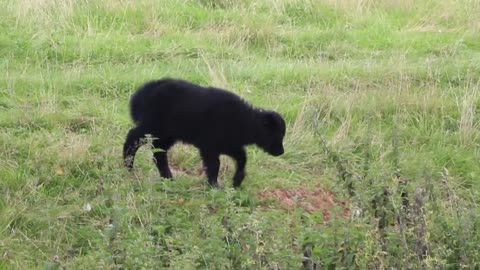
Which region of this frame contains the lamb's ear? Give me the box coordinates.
[262,111,278,130]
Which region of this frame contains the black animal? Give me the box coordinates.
[123,78,286,188]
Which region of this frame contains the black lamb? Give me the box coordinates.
[123,78,286,188]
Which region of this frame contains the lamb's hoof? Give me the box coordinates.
[160,172,173,179]
[233,171,245,188]
[124,156,134,171]
[208,182,219,188]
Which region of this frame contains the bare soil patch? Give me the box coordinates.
[258,184,350,221]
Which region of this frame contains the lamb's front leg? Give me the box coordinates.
[200,150,220,187]
[231,148,247,188]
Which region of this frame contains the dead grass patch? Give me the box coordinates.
[258,184,350,221]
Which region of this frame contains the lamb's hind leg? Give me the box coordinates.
[123,126,147,170]
[152,137,175,179]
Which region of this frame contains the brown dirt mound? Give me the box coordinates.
[258,184,350,221]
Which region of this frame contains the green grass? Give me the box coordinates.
[1,0,480,268]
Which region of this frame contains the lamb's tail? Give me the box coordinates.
[130,103,142,125]
[129,78,173,125]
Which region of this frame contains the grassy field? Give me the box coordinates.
[1,0,480,268]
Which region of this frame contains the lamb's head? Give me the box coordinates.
[255,110,286,156]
